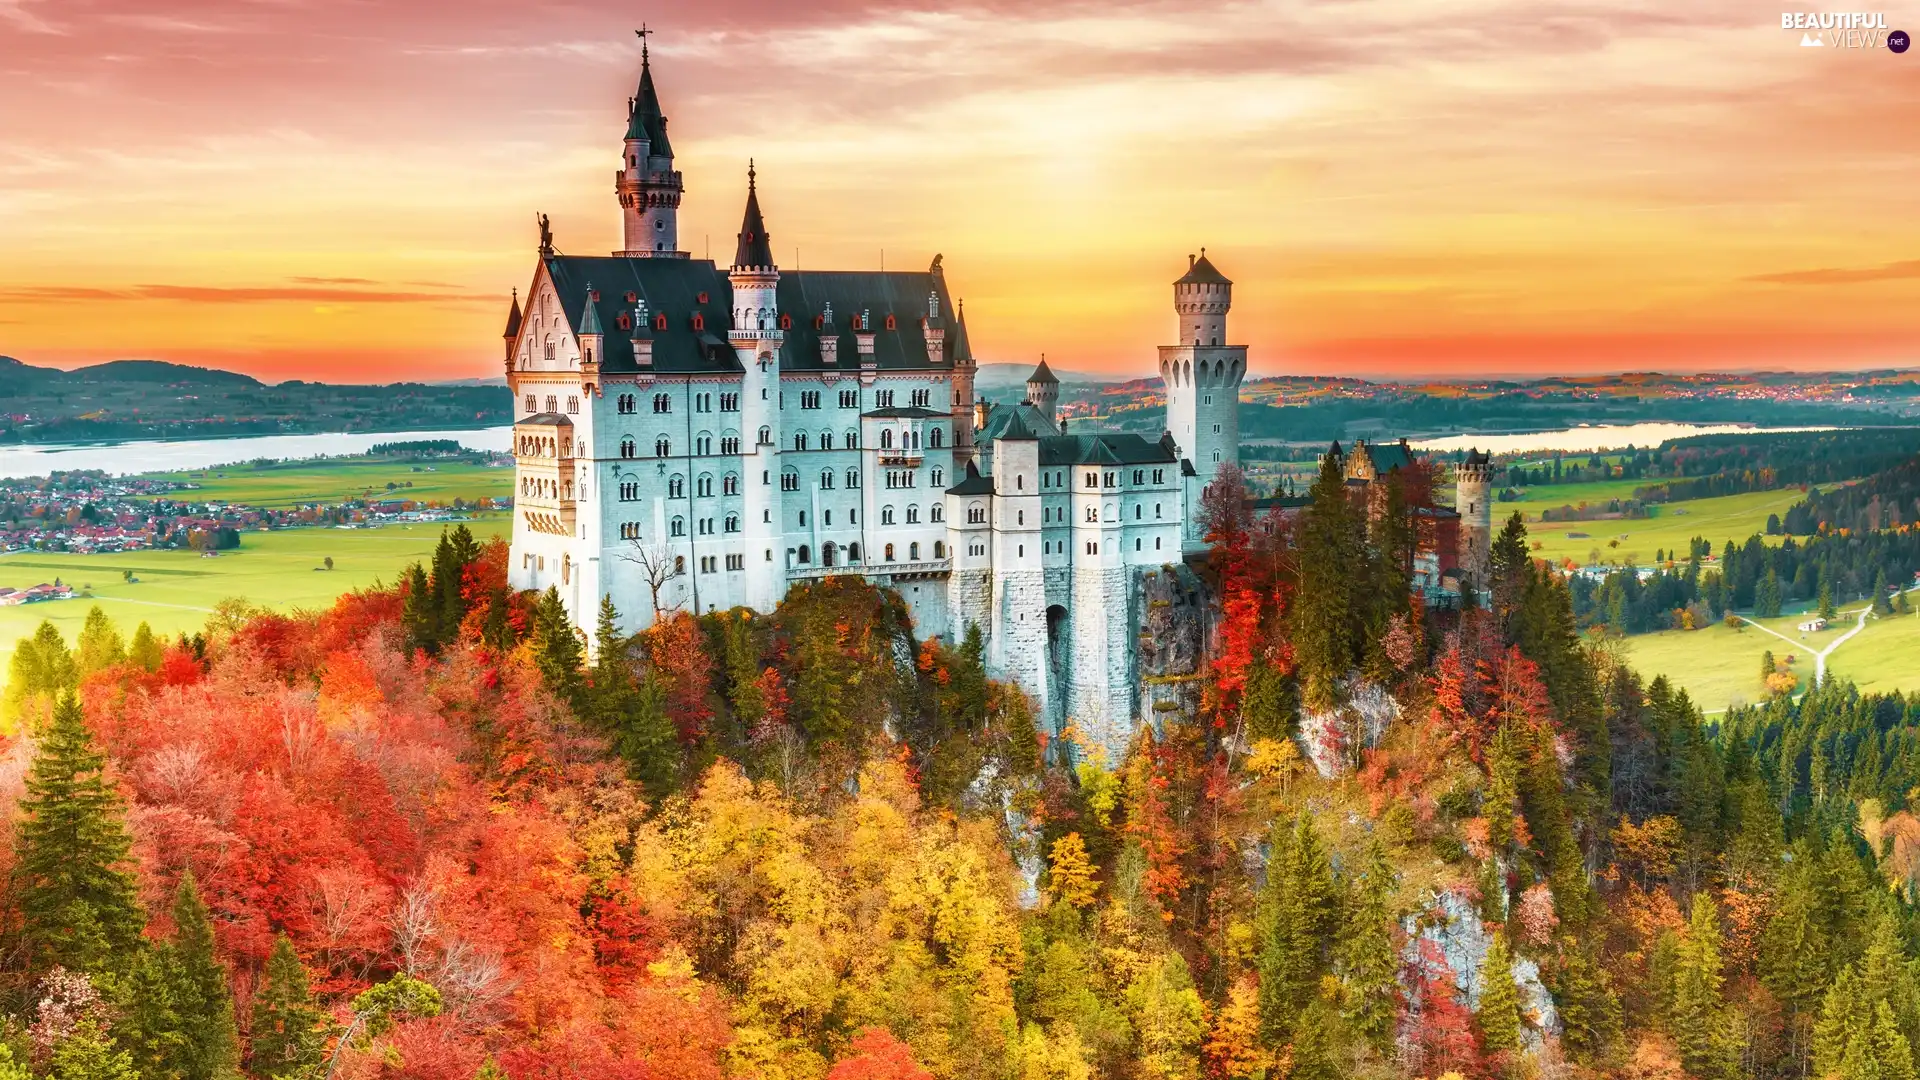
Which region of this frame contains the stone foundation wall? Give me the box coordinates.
[1069,566,1133,759]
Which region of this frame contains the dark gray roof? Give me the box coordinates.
[978,402,1059,441]
[864,406,946,419]
[1038,433,1178,467]
[540,255,968,375]
[1464,448,1491,465]
[577,285,603,335]
[1028,359,1059,385]
[732,166,774,271]
[947,459,995,495]
[518,412,572,427]
[1359,438,1415,474]
[995,409,1042,442]
[624,51,672,155]
[1175,251,1231,286]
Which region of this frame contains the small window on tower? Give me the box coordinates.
[654,313,668,331]
[691,313,705,331]
[779,313,792,330]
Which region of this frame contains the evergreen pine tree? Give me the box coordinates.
[250,935,327,1080]
[1335,843,1400,1052]
[1899,588,1913,615]
[1760,649,1776,686]
[1490,511,1532,621]
[429,525,480,645]
[1819,574,1837,621]
[47,1021,138,1080]
[1757,569,1783,619]
[1258,814,1339,1045]
[1874,568,1894,615]
[1294,453,1359,710]
[400,563,435,655]
[15,691,144,974]
[73,607,125,677]
[128,622,165,673]
[1475,931,1523,1057]
[167,870,240,1080]
[530,586,586,710]
[5,619,76,723]
[1671,894,1735,1080]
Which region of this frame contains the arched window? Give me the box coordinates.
[524,394,536,412]
[758,426,772,445]
[931,467,944,487]
[670,517,686,537]
[653,393,671,413]
[820,469,835,489]
[1086,507,1097,523]
[723,473,739,495]
[725,513,739,532]
[929,427,943,449]
[696,433,712,455]
[845,428,858,449]
[933,541,945,558]
[697,474,713,497]
[796,544,811,565]
[794,432,808,451]
[931,504,944,523]
[819,430,834,450]
[668,476,684,499]
[620,436,635,459]
[884,543,896,561]
[882,506,895,525]
[848,542,861,562]
[880,429,893,450]
[674,555,685,573]
[906,505,920,524]
[909,541,919,559]
[846,468,860,488]
[655,435,671,457]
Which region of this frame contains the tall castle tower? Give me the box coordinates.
[1159,251,1246,482]
[731,164,783,609]
[614,36,687,258]
[1026,358,1061,427]
[1455,449,1493,594]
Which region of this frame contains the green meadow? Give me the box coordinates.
[1498,487,1809,568]
[154,457,512,508]
[0,518,510,688]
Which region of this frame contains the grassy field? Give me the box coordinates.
[0,518,510,687]
[1828,611,1920,696]
[1496,477,1658,506]
[1500,488,1808,567]
[154,457,512,508]
[1620,600,1920,711]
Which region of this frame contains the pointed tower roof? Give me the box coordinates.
[950,298,972,362]
[624,38,673,156]
[732,162,775,271]
[1027,358,1059,386]
[578,284,603,335]
[997,408,1041,441]
[502,289,522,339]
[1175,248,1232,286]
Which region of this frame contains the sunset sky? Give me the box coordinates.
[4,0,1920,383]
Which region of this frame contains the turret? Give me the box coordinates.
[729,163,783,611]
[1455,449,1494,598]
[1026,357,1060,427]
[502,289,522,377]
[614,34,687,258]
[1158,249,1246,487]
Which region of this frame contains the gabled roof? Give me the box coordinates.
[947,459,995,495]
[1037,433,1179,467]
[1027,359,1059,385]
[624,47,672,155]
[732,164,774,271]
[577,285,603,336]
[978,402,1060,441]
[1175,250,1232,286]
[1361,438,1415,475]
[538,255,967,375]
[995,408,1043,442]
[864,406,946,419]
[517,412,573,427]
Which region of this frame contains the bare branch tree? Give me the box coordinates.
[616,536,679,619]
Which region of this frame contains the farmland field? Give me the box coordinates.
[152,457,512,508]
[0,517,510,688]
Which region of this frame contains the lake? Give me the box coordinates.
[0,427,513,480]
[1412,423,1838,456]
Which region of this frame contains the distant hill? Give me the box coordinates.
[973,362,1130,392]
[0,355,510,444]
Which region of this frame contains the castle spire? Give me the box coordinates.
[625,28,671,155]
[732,161,775,270]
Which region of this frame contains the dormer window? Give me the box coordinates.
[697,291,710,304]
[691,313,705,331]
[616,313,633,331]
[779,313,793,330]
[625,291,638,304]
[884,313,897,331]
[653,312,668,331]
[589,289,600,302]
[814,314,826,330]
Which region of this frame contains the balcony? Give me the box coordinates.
[787,558,951,581]
[877,449,924,467]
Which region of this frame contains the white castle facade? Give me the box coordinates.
[504,46,1247,753]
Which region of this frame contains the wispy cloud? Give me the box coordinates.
[0,0,62,34]
[1747,260,1920,286]
[0,283,491,305]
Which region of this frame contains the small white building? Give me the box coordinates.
[1798,617,1827,633]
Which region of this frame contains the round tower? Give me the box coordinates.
[1026,356,1060,427]
[614,35,687,258]
[1159,250,1246,486]
[1455,449,1494,594]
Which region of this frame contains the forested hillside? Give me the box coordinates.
[3,470,1919,1080]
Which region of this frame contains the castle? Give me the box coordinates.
[502,43,1481,754]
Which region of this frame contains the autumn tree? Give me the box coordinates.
[13,691,144,975]
[5,620,75,723]
[127,622,164,673]
[73,607,125,677]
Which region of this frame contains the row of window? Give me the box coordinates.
[529,384,948,419]
[612,391,743,415]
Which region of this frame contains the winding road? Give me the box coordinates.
[1740,586,1918,686]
